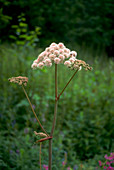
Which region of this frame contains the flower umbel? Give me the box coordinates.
[31,42,92,71]
[8,76,28,86]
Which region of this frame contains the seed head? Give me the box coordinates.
[8,76,28,86]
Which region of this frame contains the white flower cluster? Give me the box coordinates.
[31,42,78,69]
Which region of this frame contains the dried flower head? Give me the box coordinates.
[8,76,28,86]
[64,58,92,71]
[34,131,47,137]
[74,59,92,71]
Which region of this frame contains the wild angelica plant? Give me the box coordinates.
[9,42,92,170]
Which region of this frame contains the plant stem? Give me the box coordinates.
[40,142,42,170]
[57,69,78,100]
[22,84,49,136]
[49,64,58,170]
[49,139,52,170]
[48,67,78,170]
[51,64,58,136]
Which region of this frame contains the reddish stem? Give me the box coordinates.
[57,69,78,100]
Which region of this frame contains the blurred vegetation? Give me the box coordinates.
[0,43,114,169]
[0,0,113,56]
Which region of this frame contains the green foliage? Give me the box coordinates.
[0,44,114,169]
[9,14,41,47]
[0,0,113,49]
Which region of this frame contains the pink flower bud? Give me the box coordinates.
[38,55,44,61]
[47,52,51,57]
[64,61,71,67]
[54,45,59,50]
[44,58,51,64]
[64,48,70,53]
[54,57,61,64]
[31,63,38,69]
[70,51,77,57]
[40,51,46,57]
[45,47,50,52]
[59,49,64,54]
[64,53,70,59]
[37,62,44,69]
[59,54,65,61]
[34,59,39,64]
[69,57,76,63]
[58,42,65,49]
[46,62,52,67]
[49,54,56,60]
[50,42,57,47]
[50,48,54,53]
[54,50,59,56]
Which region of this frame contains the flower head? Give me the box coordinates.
[8,76,28,86]
[31,42,92,71]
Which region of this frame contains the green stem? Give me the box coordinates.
[22,84,49,137]
[49,64,58,170]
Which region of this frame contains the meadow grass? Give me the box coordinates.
[0,44,113,169]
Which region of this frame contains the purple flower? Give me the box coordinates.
[62,161,66,166]
[43,164,48,170]
[74,165,78,170]
[105,153,114,161]
[16,149,20,154]
[33,118,37,122]
[105,155,109,160]
[24,128,29,134]
[106,161,111,165]
[32,104,35,109]
[107,166,114,170]
[10,150,13,154]
[99,160,102,166]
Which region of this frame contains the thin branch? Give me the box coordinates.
[22,84,49,137]
[57,69,78,100]
[36,136,52,143]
